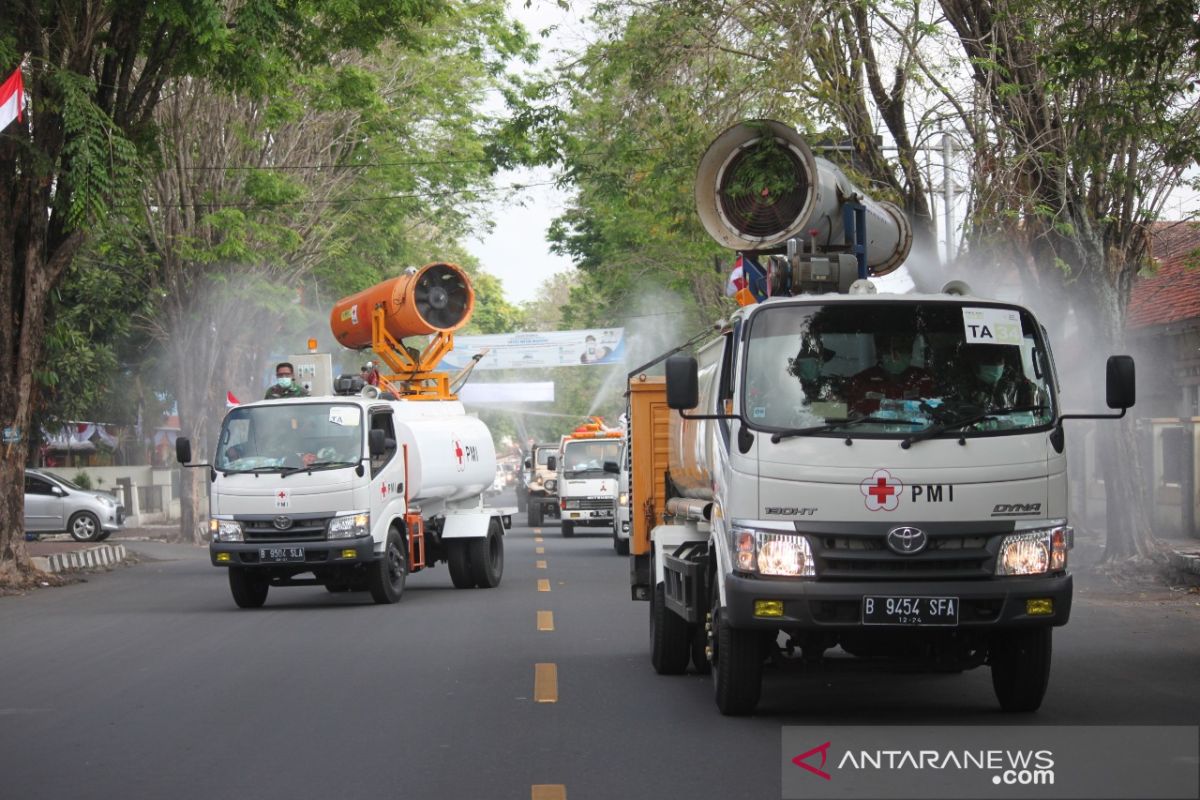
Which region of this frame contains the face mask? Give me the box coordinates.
[880,354,910,376]
[795,358,820,382]
[277,376,293,388]
[977,365,1004,384]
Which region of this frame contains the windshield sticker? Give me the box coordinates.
[274,488,291,509]
[963,307,1022,345]
[328,406,359,426]
[861,468,903,512]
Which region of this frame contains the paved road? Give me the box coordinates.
[1,498,1198,799]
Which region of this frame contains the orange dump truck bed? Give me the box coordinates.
[627,375,670,558]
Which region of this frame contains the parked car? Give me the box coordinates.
[24,469,125,542]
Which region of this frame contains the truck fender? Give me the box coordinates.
[440,512,504,539]
[650,523,701,584]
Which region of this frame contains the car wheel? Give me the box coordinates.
[68,511,101,542]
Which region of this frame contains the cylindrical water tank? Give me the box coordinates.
[330,262,475,350]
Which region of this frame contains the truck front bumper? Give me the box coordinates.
[561,509,614,525]
[723,572,1072,629]
[210,538,378,568]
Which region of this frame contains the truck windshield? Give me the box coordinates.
[562,440,621,475]
[215,404,364,471]
[742,301,1056,438]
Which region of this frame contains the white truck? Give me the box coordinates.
[178,262,511,607]
[552,424,623,540]
[628,121,1136,715]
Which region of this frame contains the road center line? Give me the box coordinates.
[534,663,558,703]
[537,578,551,592]
[531,785,566,800]
[535,546,545,554]
[536,560,547,569]
[537,610,554,631]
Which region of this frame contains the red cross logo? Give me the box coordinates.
[454,439,465,471]
[277,490,286,500]
[381,482,388,498]
[860,469,902,511]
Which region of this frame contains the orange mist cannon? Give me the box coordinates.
[329,262,476,400]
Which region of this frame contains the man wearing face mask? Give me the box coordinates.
[264,361,310,399]
[961,345,1043,410]
[846,332,936,414]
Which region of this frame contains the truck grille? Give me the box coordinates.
[568,498,613,510]
[812,533,997,580]
[238,515,331,542]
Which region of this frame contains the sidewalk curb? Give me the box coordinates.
[1168,549,1200,577]
[31,544,130,575]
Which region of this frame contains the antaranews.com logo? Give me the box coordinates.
[780,726,1198,800]
[792,740,1056,786]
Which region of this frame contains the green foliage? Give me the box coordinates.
[71,472,93,491]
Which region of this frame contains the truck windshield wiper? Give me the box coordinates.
[221,466,285,475]
[279,460,360,477]
[901,405,1049,449]
[770,415,923,444]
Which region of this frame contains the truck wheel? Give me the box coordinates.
[561,521,575,538]
[711,602,763,715]
[528,502,542,528]
[468,520,504,588]
[446,540,475,589]
[990,628,1052,712]
[228,568,269,608]
[650,583,690,675]
[613,524,629,555]
[366,529,407,604]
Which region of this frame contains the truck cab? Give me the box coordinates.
[521,443,560,527]
[637,292,1135,714]
[556,435,622,538]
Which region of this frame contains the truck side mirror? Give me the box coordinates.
[603,460,619,474]
[1106,355,1135,409]
[176,437,192,464]
[368,429,386,456]
[547,455,557,471]
[665,355,699,410]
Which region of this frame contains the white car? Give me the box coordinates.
[24,469,125,542]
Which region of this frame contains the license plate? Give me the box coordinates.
[259,547,305,563]
[862,595,959,626]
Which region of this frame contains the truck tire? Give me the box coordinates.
[447,540,475,588]
[528,502,542,528]
[990,628,1052,712]
[561,521,575,538]
[228,568,269,608]
[613,523,629,555]
[366,529,407,604]
[711,602,763,715]
[468,520,504,588]
[650,583,690,675]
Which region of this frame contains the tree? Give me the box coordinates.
[0,0,462,581]
[935,0,1200,560]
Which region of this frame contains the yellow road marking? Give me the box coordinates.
[536,560,547,569]
[535,546,545,554]
[533,528,541,535]
[537,610,554,631]
[535,536,543,543]
[534,663,558,702]
[537,579,551,592]
[531,786,566,800]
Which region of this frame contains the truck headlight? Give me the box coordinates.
[996,525,1069,576]
[732,525,815,577]
[619,492,628,507]
[209,519,244,542]
[545,479,556,492]
[327,512,370,539]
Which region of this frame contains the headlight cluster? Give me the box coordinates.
[619,492,629,507]
[327,512,370,539]
[996,525,1069,576]
[732,525,816,577]
[210,519,244,542]
[545,479,557,492]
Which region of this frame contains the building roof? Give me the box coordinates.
[1128,221,1200,329]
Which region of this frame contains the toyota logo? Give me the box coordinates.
[886,526,927,555]
[272,516,293,530]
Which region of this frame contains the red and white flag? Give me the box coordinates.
[225,390,241,408]
[0,66,25,133]
[724,253,746,297]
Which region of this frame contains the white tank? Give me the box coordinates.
[667,338,723,501]
[390,401,496,502]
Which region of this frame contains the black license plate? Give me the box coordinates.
[259,546,305,563]
[862,595,959,626]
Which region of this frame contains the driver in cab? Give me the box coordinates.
[845,331,936,415]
